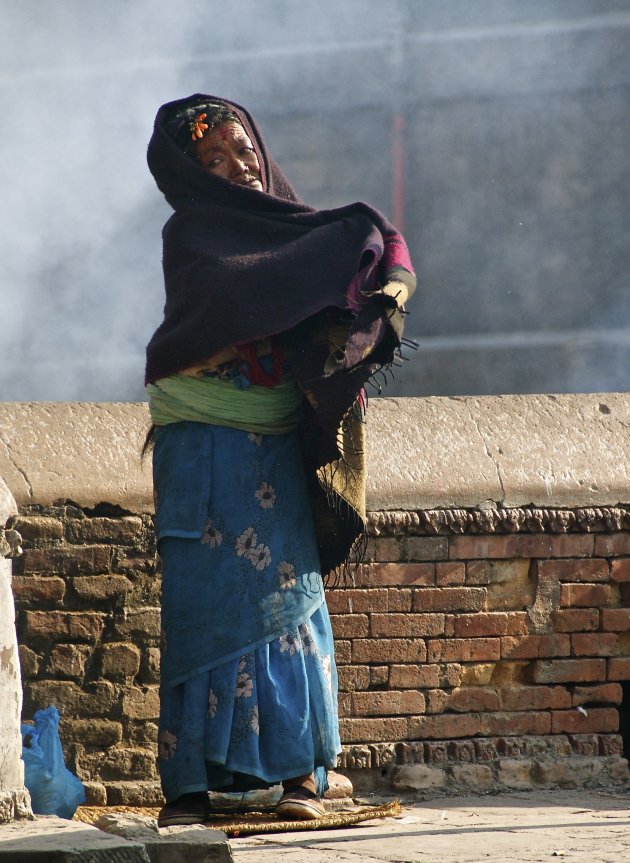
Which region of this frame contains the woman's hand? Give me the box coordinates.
[380,279,409,309]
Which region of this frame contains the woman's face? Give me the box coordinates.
[195,121,263,191]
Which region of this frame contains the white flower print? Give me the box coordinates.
[251,704,259,735]
[201,517,222,548]
[236,527,258,557]
[238,655,248,672]
[279,631,301,656]
[235,672,253,698]
[208,689,218,719]
[248,432,262,447]
[321,654,332,693]
[299,623,317,655]
[278,560,296,590]
[248,543,271,570]
[255,482,276,509]
[158,729,177,760]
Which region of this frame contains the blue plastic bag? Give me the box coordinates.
[21,705,86,819]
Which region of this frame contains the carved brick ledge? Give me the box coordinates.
[367,506,630,537]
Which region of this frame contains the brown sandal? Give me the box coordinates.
[275,785,326,820]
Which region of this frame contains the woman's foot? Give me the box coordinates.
[157,791,210,827]
[275,773,326,821]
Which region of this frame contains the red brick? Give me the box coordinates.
[369,666,389,687]
[424,689,450,713]
[529,658,606,684]
[436,562,466,586]
[402,537,449,561]
[594,534,630,556]
[100,643,141,680]
[334,641,351,664]
[325,589,388,614]
[441,687,501,713]
[560,583,617,608]
[366,537,402,562]
[21,546,111,575]
[11,516,63,541]
[22,680,117,718]
[601,609,630,631]
[339,717,408,743]
[352,690,425,716]
[20,610,106,642]
[352,639,426,664]
[18,645,40,677]
[500,685,571,711]
[66,516,144,544]
[387,589,413,612]
[337,693,352,716]
[551,707,619,734]
[122,686,159,720]
[408,714,481,740]
[427,638,500,663]
[71,575,133,602]
[48,644,92,679]
[572,683,623,706]
[63,719,123,748]
[611,559,630,582]
[501,635,570,659]
[78,747,156,782]
[356,563,435,587]
[337,665,370,692]
[330,614,369,638]
[450,534,594,560]
[480,711,551,736]
[571,633,619,657]
[466,559,530,585]
[412,587,487,613]
[116,608,161,638]
[370,613,444,638]
[453,612,529,638]
[389,664,440,689]
[607,657,630,680]
[537,559,609,582]
[11,576,66,603]
[551,609,599,632]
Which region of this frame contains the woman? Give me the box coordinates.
[145,94,415,827]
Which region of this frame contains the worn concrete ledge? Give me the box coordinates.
[0,394,628,514]
[367,393,630,511]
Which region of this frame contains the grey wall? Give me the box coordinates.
[1,1,628,401]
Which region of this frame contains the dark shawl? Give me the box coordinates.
[146,94,415,578]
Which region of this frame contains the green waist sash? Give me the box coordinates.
[147,372,305,435]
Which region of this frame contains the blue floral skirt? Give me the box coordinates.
[157,602,340,800]
[153,422,341,802]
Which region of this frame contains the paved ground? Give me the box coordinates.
[229,789,630,863]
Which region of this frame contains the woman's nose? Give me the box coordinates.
[229,155,247,176]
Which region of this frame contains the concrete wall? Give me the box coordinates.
[1,396,630,802]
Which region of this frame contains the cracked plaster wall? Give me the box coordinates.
[0,395,628,514]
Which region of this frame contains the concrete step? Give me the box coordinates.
[0,814,234,862]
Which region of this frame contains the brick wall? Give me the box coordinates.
[11,505,161,806]
[9,501,630,803]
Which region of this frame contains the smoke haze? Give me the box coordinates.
[1,1,629,400]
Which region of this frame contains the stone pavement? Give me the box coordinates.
[229,790,630,863]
